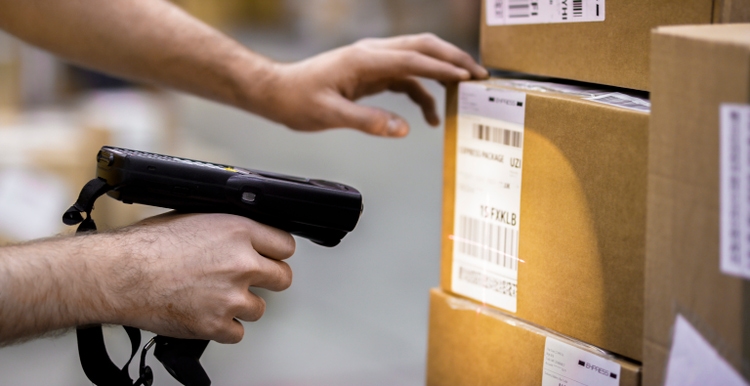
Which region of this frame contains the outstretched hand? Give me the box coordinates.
[249,33,488,137]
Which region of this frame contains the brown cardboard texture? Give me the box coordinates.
[644,24,750,385]
[480,0,750,91]
[426,288,641,386]
[441,79,649,360]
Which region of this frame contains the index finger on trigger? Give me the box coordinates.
[248,258,293,292]
[243,218,296,261]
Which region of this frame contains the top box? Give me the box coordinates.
[481,0,749,91]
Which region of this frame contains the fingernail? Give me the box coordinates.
[429,113,440,126]
[387,118,405,136]
[457,69,471,79]
[479,67,489,78]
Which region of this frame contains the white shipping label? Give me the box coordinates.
[452,83,526,313]
[486,0,605,26]
[542,337,621,386]
[720,104,750,280]
[664,315,748,386]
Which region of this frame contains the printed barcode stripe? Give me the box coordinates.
[473,124,523,148]
[573,0,583,17]
[509,0,531,18]
[457,215,519,271]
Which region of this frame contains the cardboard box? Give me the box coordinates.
[427,288,641,386]
[480,0,750,91]
[0,32,20,122]
[644,24,750,385]
[441,78,649,360]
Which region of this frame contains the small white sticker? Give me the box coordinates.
[488,79,651,112]
[542,337,621,386]
[664,315,748,386]
[720,104,750,279]
[584,93,651,113]
[452,82,526,313]
[486,0,605,26]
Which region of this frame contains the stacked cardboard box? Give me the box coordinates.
[438,78,649,361]
[428,78,648,385]
[0,32,20,123]
[429,2,750,386]
[644,24,750,385]
[428,288,641,386]
[481,0,750,91]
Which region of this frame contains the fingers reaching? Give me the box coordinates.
[323,94,410,137]
[257,33,486,135]
[361,33,488,80]
[388,77,440,126]
[362,48,472,83]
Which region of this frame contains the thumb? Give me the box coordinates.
[326,96,409,137]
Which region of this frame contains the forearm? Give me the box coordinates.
[0,213,295,345]
[0,0,269,110]
[0,233,129,343]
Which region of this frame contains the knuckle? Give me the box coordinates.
[278,263,294,290]
[281,233,296,258]
[418,32,439,45]
[205,317,227,340]
[355,37,376,47]
[454,51,474,65]
[227,329,244,344]
[236,254,261,274]
[349,42,371,57]
[248,297,266,321]
[227,293,248,312]
[400,51,421,67]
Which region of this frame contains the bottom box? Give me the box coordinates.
[426,288,641,386]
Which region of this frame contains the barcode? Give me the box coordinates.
[473,124,523,148]
[456,215,519,271]
[588,94,651,112]
[508,0,533,18]
[573,0,583,17]
[458,266,517,298]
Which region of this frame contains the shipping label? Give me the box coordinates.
[486,0,605,26]
[720,104,750,280]
[542,337,621,386]
[452,82,525,313]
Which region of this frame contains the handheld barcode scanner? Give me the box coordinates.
[63,146,363,386]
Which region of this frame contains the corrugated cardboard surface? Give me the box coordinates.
[441,79,649,361]
[644,24,750,386]
[426,288,641,386]
[480,0,749,91]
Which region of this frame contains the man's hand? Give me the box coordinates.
[245,34,489,137]
[0,213,295,345]
[0,1,487,137]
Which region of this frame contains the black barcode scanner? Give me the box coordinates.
[63,146,363,386]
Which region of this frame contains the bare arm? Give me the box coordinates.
[0,213,294,345]
[0,0,488,137]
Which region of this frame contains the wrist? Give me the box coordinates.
[225,49,282,116]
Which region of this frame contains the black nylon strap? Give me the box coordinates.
[76,326,140,386]
[63,177,112,233]
[65,177,210,386]
[64,178,144,385]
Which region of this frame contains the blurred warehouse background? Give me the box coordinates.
[0,1,479,385]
